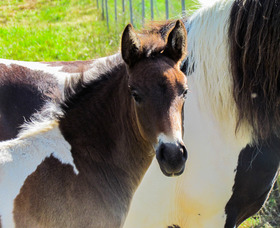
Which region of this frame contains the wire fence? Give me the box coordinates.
[96,0,190,30]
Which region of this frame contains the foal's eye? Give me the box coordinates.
[182,89,188,99]
[131,90,142,103]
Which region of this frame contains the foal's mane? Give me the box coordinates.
[140,20,178,39]
[139,19,189,73]
[60,54,123,115]
[229,0,280,140]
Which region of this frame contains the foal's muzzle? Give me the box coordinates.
[156,142,187,177]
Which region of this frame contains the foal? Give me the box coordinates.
[0,20,188,228]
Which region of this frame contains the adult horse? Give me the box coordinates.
[123,0,280,227]
[0,20,188,227]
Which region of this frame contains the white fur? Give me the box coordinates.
[82,54,122,83]
[0,122,78,228]
[154,132,183,151]
[124,1,254,227]
[0,59,74,95]
[199,0,220,7]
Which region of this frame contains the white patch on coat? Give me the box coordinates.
[251,93,257,99]
[0,59,74,95]
[0,124,78,228]
[124,0,254,227]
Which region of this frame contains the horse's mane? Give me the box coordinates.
[139,19,189,73]
[229,0,280,140]
[140,20,178,39]
[60,54,123,115]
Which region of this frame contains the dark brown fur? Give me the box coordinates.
[0,60,96,141]
[225,136,280,227]
[0,64,61,141]
[229,0,280,140]
[11,21,187,227]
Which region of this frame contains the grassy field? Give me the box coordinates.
[0,0,279,227]
[0,0,199,61]
[0,0,120,60]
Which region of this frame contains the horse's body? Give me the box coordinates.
[123,0,280,227]
[0,59,95,141]
[0,21,188,228]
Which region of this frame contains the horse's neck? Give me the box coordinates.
[179,76,247,214]
[0,125,77,228]
[184,77,247,153]
[59,65,153,193]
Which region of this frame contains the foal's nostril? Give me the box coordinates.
[180,144,188,160]
[157,143,165,161]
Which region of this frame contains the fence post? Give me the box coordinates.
[114,0,117,22]
[142,0,145,27]
[165,0,169,19]
[101,0,105,20]
[122,0,125,13]
[181,0,186,17]
[105,0,109,29]
[150,0,154,20]
[129,0,134,26]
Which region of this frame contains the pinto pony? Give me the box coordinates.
[123,0,280,228]
[0,21,188,228]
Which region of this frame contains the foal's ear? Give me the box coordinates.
[121,24,142,67]
[164,20,187,63]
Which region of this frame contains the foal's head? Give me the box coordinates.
[121,20,188,176]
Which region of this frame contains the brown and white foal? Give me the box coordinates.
[0,20,187,228]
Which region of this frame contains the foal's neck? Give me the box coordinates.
[58,55,153,191]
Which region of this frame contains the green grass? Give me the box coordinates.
[0,0,279,227]
[0,0,199,61]
[0,0,123,60]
